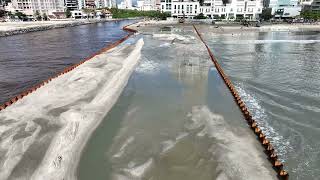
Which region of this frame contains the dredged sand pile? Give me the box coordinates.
[0,37,144,180]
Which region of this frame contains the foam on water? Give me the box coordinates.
[153,33,195,43]
[234,83,292,162]
[113,136,135,158]
[135,59,160,74]
[187,106,276,180]
[123,158,153,178]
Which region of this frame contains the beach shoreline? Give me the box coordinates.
[0,18,137,37]
[129,19,320,33]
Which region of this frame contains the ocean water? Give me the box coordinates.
[1,22,318,180]
[77,26,276,180]
[198,27,320,179]
[0,20,133,105]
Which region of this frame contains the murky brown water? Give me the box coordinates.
[78,25,276,180]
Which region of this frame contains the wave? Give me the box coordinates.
[186,106,276,180]
[234,84,292,162]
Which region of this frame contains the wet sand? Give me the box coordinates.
[130,20,320,33]
[0,37,143,179]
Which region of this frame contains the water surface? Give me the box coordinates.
[0,20,133,104]
[78,25,276,180]
[199,27,320,179]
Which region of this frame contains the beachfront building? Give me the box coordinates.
[85,0,96,8]
[0,0,5,10]
[65,0,79,10]
[268,0,301,18]
[310,0,320,10]
[137,0,159,10]
[78,0,113,9]
[301,0,320,11]
[118,0,133,9]
[10,0,65,16]
[77,0,85,9]
[160,0,263,20]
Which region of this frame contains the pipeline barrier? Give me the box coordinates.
[193,25,289,180]
[0,22,138,112]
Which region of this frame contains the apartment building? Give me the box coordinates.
[65,0,78,10]
[301,0,320,11]
[137,0,159,10]
[310,0,320,10]
[85,0,96,8]
[269,0,301,18]
[161,0,263,19]
[11,0,65,15]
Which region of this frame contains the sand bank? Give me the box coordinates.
[0,37,143,179]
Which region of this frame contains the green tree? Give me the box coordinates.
[35,10,42,21]
[15,11,27,21]
[194,13,206,19]
[108,8,170,19]
[300,10,320,20]
[42,13,48,21]
[82,8,94,18]
[261,8,273,20]
[65,9,72,18]
[8,11,14,19]
[0,9,5,17]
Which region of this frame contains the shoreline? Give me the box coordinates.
[0,18,138,37]
[130,20,320,33]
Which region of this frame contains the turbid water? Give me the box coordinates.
[1,21,319,180]
[78,25,277,180]
[197,25,320,180]
[0,20,133,105]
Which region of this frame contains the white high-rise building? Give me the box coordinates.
[160,0,263,20]
[65,0,78,10]
[11,0,65,15]
[118,0,133,8]
[137,0,159,10]
[268,0,301,18]
[125,0,133,8]
[78,0,85,9]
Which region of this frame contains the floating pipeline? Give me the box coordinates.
[192,25,289,180]
[0,22,138,112]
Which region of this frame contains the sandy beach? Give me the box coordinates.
[130,19,320,33]
[0,36,143,180]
